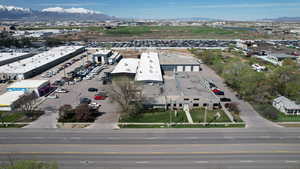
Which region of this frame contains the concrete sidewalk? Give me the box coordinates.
[23,110,58,128]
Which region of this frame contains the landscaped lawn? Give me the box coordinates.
[189,108,231,123]
[120,110,188,123]
[119,123,245,128]
[0,111,43,123]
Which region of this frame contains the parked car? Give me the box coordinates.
[89,102,101,109]
[55,88,69,93]
[88,88,98,92]
[47,94,58,99]
[80,97,91,104]
[220,97,231,102]
[94,92,107,100]
[214,91,225,95]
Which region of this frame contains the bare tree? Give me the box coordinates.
[105,78,144,116]
[14,92,38,113]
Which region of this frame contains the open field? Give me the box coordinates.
[54,26,275,41]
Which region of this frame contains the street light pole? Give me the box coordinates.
[204,105,207,126]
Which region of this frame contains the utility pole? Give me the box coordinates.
[204,105,208,126]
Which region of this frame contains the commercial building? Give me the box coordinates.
[7,80,51,97]
[0,91,25,111]
[112,51,200,83]
[111,58,139,76]
[108,52,122,65]
[92,49,122,65]
[159,52,201,72]
[135,52,163,83]
[0,53,33,66]
[92,49,112,64]
[0,46,85,80]
[273,96,300,115]
[142,72,220,110]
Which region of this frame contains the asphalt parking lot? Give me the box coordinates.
[96,40,235,48]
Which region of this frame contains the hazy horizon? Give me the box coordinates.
[0,0,300,20]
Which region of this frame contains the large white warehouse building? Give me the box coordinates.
[0,53,34,66]
[0,46,85,80]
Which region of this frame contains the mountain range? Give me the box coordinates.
[0,5,116,21]
[262,17,300,22]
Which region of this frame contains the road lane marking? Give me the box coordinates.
[135,161,149,164]
[0,143,299,147]
[240,160,255,163]
[145,137,159,140]
[285,160,298,163]
[70,137,81,140]
[195,161,208,163]
[1,151,300,155]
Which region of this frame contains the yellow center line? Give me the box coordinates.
[0,143,299,147]
[0,151,300,155]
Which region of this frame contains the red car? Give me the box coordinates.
[212,88,221,93]
[94,92,107,100]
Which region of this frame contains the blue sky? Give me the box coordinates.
[1,0,300,20]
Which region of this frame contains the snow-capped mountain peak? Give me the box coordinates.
[42,7,102,14]
[0,5,30,12]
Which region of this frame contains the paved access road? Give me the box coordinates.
[0,128,300,169]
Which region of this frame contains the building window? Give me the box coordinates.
[179,104,183,107]
[193,98,200,101]
[193,103,199,107]
[184,98,189,101]
[203,103,208,107]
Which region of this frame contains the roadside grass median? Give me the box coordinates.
[119,123,245,128]
[189,108,231,123]
[119,109,188,123]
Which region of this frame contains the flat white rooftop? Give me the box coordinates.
[111,58,139,74]
[0,91,25,106]
[7,80,49,89]
[0,53,29,63]
[0,46,84,74]
[135,52,163,82]
[94,49,112,55]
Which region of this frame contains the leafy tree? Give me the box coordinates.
[74,104,92,122]
[106,77,144,116]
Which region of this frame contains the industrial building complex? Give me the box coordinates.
[0,53,33,66]
[0,46,85,80]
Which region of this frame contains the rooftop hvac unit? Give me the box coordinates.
[22,64,26,66]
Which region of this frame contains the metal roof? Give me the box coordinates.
[0,46,84,74]
[94,49,112,55]
[0,53,29,63]
[7,80,49,89]
[0,91,25,106]
[274,96,300,110]
[135,52,163,82]
[111,58,139,74]
[159,52,200,65]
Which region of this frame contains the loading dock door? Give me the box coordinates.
[193,66,200,72]
[177,66,183,72]
[185,66,191,72]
